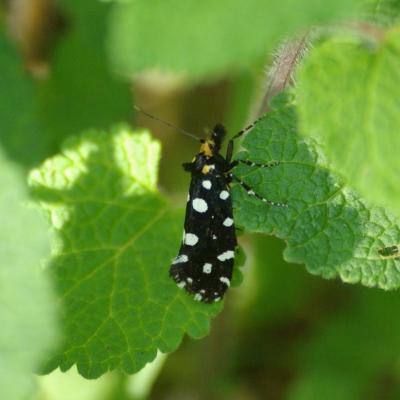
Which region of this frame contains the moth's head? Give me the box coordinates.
[199,123,226,156]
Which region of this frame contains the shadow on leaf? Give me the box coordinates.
[233,95,400,291]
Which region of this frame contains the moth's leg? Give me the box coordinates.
[229,173,287,207]
[236,159,280,168]
[225,139,234,164]
[231,114,265,140]
[225,114,266,170]
[182,162,194,172]
[229,159,281,170]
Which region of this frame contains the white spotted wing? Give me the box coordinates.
[170,171,237,302]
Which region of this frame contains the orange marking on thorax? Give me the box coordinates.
[199,140,214,157]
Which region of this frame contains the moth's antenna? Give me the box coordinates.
[134,105,202,142]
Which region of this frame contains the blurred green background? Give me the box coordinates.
[1,0,400,399]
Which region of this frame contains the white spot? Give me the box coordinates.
[217,250,235,261]
[182,229,185,242]
[223,217,234,227]
[187,277,193,284]
[194,293,202,301]
[203,263,212,274]
[219,277,231,287]
[172,254,188,264]
[202,180,212,190]
[177,281,186,289]
[214,297,221,302]
[212,234,217,240]
[209,164,215,171]
[220,190,229,200]
[262,198,267,202]
[187,193,190,202]
[200,289,206,294]
[185,233,199,246]
[193,198,208,213]
[248,190,255,196]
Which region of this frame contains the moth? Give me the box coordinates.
[168,120,287,302]
[134,106,286,303]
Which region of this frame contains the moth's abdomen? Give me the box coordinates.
[170,255,234,302]
[169,172,237,303]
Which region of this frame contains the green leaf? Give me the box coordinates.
[362,0,400,26]
[0,150,58,400]
[29,126,224,379]
[233,94,400,289]
[297,30,400,215]
[107,0,359,80]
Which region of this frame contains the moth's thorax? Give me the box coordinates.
[188,152,227,176]
[198,123,226,157]
[199,139,215,157]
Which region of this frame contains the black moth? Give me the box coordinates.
[169,119,287,303]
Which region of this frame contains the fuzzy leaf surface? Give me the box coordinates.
[233,95,400,289]
[29,127,222,379]
[362,0,400,26]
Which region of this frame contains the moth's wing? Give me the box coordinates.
[170,172,237,302]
